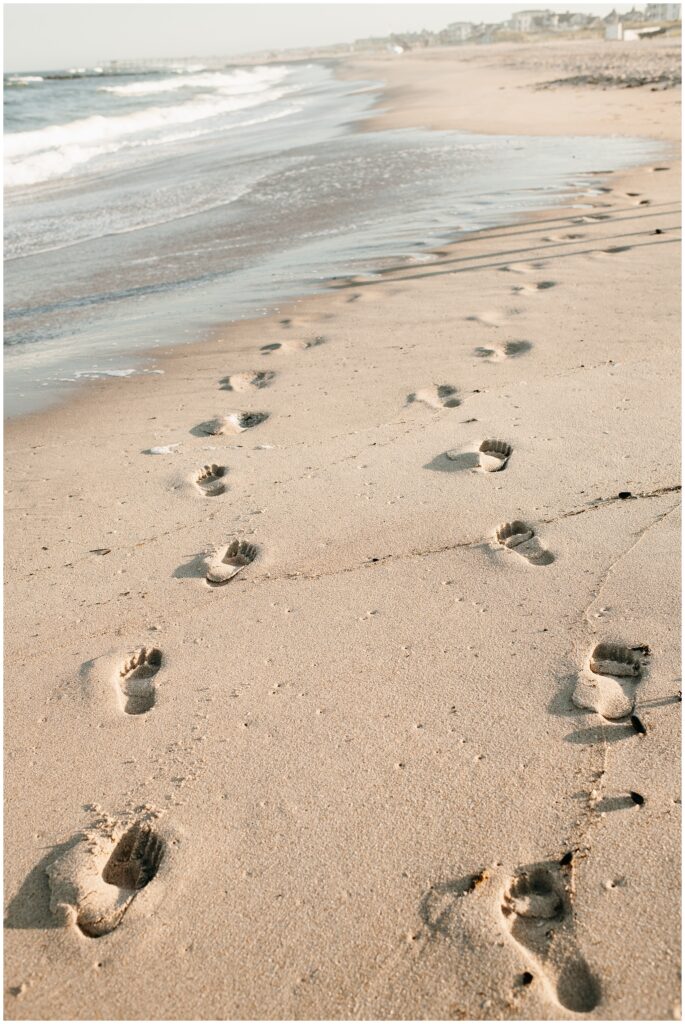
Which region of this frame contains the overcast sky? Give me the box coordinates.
[5,3,644,72]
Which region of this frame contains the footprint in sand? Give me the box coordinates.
[499,261,545,274]
[479,439,512,472]
[194,412,269,436]
[118,647,162,714]
[572,642,646,720]
[219,370,275,392]
[466,310,513,328]
[205,539,258,585]
[511,280,556,295]
[573,213,611,224]
[501,863,601,1013]
[47,822,165,938]
[542,232,585,242]
[260,337,325,355]
[407,385,460,410]
[592,246,632,259]
[194,464,227,497]
[496,521,554,565]
[474,340,532,362]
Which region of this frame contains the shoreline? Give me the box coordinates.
[5,41,681,1021]
[5,42,674,425]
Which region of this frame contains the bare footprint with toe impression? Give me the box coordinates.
[47,822,165,938]
[474,340,532,362]
[479,439,512,472]
[407,385,460,410]
[219,370,275,392]
[118,647,162,714]
[496,521,554,565]
[194,412,268,436]
[572,642,647,720]
[511,280,557,295]
[260,337,325,355]
[500,261,545,275]
[194,464,227,496]
[205,539,258,585]
[501,864,601,1014]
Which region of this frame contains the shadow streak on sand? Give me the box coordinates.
[328,211,680,294]
[172,552,209,580]
[5,836,80,930]
[424,451,479,473]
[593,794,637,814]
[564,723,634,746]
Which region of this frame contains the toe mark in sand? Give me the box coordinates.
[194,412,269,436]
[572,643,646,720]
[206,539,258,585]
[500,261,544,274]
[479,439,512,472]
[219,371,275,391]
[80,824,164,937]
[511,280,556,295]
[407,385,460,410]
[474,340,532,361]
[119,647,161,715]
[195,464,227,496]
[501,864,600,1013]
[496,521,554,565]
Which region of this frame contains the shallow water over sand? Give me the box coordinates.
[4,61,661,416]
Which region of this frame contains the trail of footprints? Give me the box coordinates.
[44,200,663,1019]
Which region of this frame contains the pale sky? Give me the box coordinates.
[5,3,644,72]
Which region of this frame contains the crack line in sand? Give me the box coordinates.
[562,500,679,867]
[239,485,681,586]
[582,500,680,630]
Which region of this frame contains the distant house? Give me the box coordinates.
[645,3,681,19]
[509,9,557,32]
[438,21,473,43]
[604,9,623,38]
[556,10,600,30]
[620,6,646,21]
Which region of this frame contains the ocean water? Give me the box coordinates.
[4,60,661,416]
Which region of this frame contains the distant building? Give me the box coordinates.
[556,10,600,30]
[620,6,646,21]
[645,3,681,19]
[509,9,559,32]
[438,21,473,43]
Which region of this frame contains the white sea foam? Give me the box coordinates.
[4,79,291,187]
[99,65,287,97]
[7,75,44,85]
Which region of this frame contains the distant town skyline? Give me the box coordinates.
[4,3,666,72]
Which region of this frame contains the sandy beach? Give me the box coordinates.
[4,39,681,1020]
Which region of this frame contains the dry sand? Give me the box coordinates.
[4,40,681,1020]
